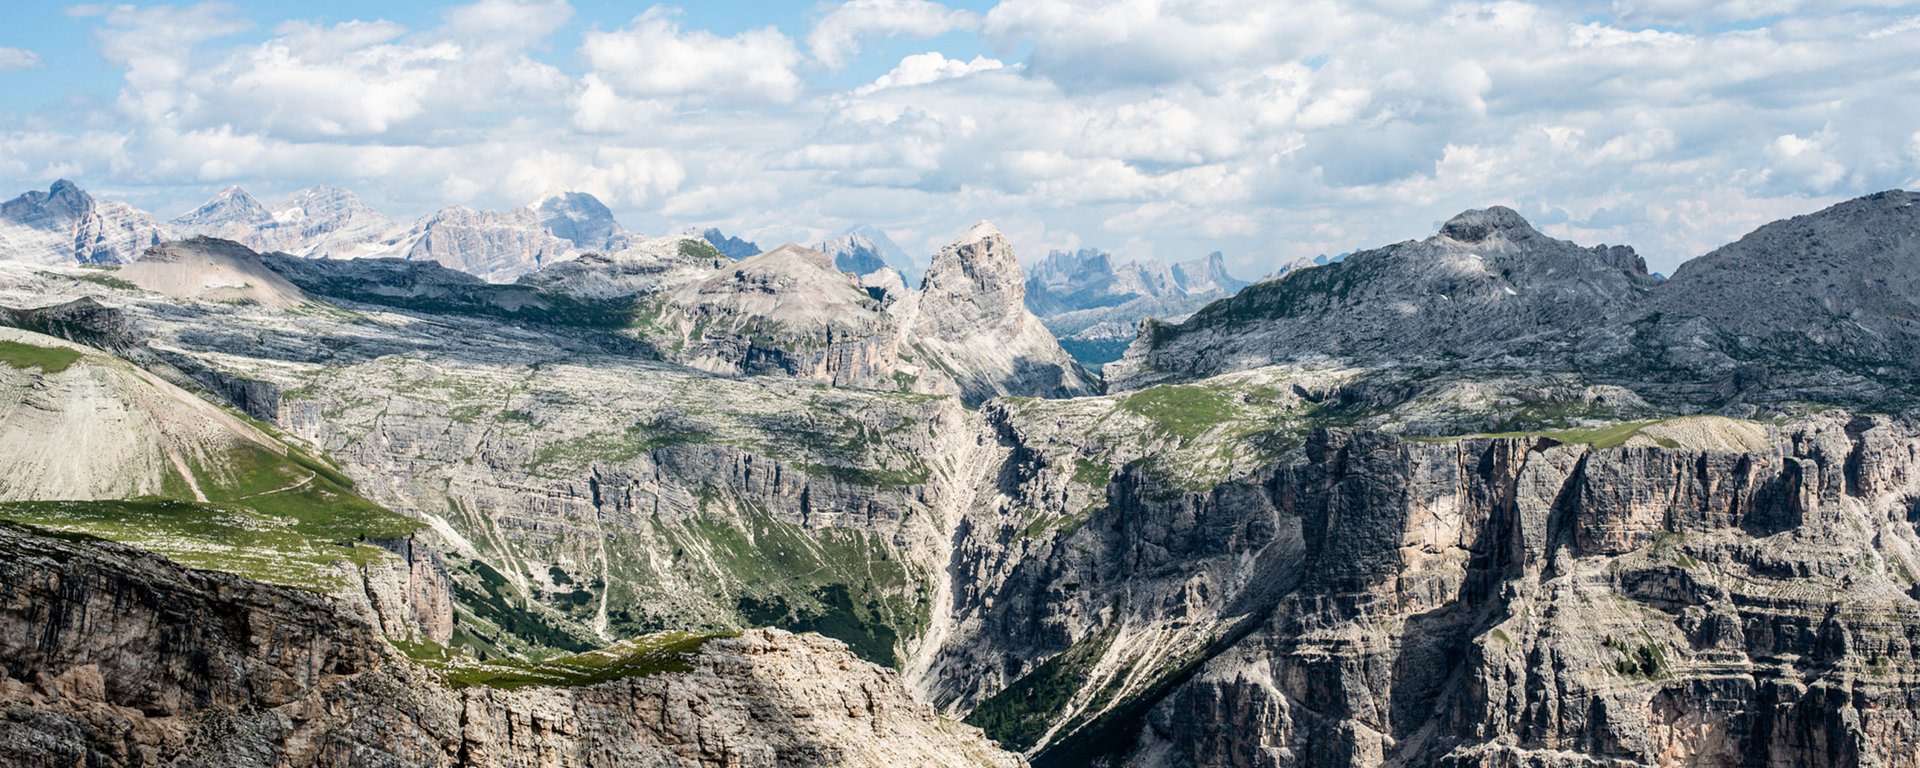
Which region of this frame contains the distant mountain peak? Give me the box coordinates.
[697,227,762,259]
[175,185,270,228]
[819,226,918,281]
[533,191,627,251]
[0,179,169,265]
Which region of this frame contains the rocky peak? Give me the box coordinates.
[42,179,92,213]
[819,231,887,276]
[925,221,1021,299]
[175,185,272,231]
[824,224,920,283]
[1171,250,1247,294]
[738,242,840,277]
[0,180,171,265]
[392,205,577,282]
[276,185,370,219]
[697,227,762,260]
[533,191,627,252]
[1032,248,1116,287]
[909,222,1095,402]
[1439,205,1539,245]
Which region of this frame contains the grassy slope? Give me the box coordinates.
[393,630,734,689]
[0,340,83,374]
[0,339,419,590]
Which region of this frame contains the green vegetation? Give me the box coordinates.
[678,238,724,261]
[1120,384,1238,440]
[448,555,599,655]
[0,340,83,374]
[1605,634,1669,678]
[1020,504,1099,539]
[1071,457,1113,488]
[72,269,140,291]
[1415,419,1673,450]
[394,630,732,689]
[966,623,1120,750]
[0,435,418,590]
[623,501,927,668]
[797,461,930,489]
[0,496,414,590]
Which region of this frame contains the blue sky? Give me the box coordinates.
[3,1,1918,275]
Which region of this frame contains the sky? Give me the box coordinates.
[1,1,1918,276]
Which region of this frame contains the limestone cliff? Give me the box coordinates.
[0,523,1023,768]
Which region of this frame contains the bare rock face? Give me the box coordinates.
[1110,191,1920,411]
[0,523,1023,768]
[907,222,1097,404]
[176,184,400,260]
[0,180,171,265]
[819,226,920,283]
[1107,206,1657,391]
[171,185,274,241]
[386,205,581,283]
[927,405,1920,766]
[638,243,907,387]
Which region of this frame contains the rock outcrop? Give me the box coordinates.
[1107,205,1658,391]
[699,227,763,260]
[0,180,170,265]
[382,205,580,282]
[535,191,631,253]
[1025,248,1249,367]
[927,403,1920,766]
[904,222,1097,404]
[0,523,1024,768]
[637,243,907,387]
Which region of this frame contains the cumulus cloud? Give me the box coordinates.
[855,52,1003,94]
[9,0,1920,275]
[0,47,42,73]
[582,8,802,103]
[809,0,978,70]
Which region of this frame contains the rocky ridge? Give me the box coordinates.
[0,180,169,266]
[1108,194,1920,413]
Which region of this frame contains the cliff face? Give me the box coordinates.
[0,523,1022,768]
[907,223,1096,404]
[929,408,1920,766]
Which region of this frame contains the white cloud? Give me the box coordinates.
[855,52,1003,94]
[1764,132,1847,192]
[9,0,1920,276]
[582,8,802,103]
[0,47,42,73]
[809,0,978,70]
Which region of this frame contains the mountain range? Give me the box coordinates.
[1,188,1918,768]
[1024,248,1253,367]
